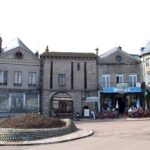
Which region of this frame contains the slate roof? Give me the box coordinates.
[99,47,120,58]
[4,37,32,54]
[99,46,141,63]
[140,41,150,56]
[130,54,141,60]
[40,51,97,59]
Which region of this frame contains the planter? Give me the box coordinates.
[0,119,77,141]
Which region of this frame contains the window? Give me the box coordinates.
[0,71,8,85]
[11,93,24,112]
[146,58,150,67]
[58,74,66,86]
[14,71,22,86]
[129,74,137,87]
[116,74,123,83]
[102,75,110,87]
[15,51,23,59]
[25,93,39,111]
[115,55,122,63]
[28,72,36,86]
[147,72,150,84]
[0,93,9,112]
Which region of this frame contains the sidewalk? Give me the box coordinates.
[0,128,93,146]
[77,116,150,122]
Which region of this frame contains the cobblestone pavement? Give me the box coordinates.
[1,118,150,150]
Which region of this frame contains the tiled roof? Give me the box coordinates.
[40,51,97,59]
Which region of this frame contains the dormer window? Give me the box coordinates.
[15,51,23,59]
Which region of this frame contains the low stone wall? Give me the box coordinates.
[0,119,77,141]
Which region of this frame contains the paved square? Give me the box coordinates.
[1,119,150,150]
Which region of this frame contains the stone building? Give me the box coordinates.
[0,38,40,117]
[40,47,98,117]
[98,46,143,113]
[1,36,150,117]
[140,41,150,109]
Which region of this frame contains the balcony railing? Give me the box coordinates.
[100,82,141,93]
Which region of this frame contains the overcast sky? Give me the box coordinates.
[1,0,150,55]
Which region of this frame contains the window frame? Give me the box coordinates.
[146,58,150,67]
[0,71,8,85]
[116,74,124,83]
[28,72,36,86]
[14,71,22,86]
[129,74,137,87]
[58,74,66,86]
[147,72,150,84]
[102,74,110,87]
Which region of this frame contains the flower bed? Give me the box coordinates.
[0,118,77,141]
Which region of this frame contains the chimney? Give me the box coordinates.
[0,36,2,53]
[35,51,39,58]
[95,48,99,56]
[140,47,145,52]
[45,45,49,52]
[118,46,122,50]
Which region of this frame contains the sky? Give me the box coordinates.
[1,0,150,55]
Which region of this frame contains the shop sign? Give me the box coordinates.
[116,83,128,93]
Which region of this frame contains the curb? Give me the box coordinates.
[0,129,94,146]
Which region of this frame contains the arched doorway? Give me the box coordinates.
[51,93,73,117]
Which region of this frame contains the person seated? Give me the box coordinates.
[128,106,134,117]
[128,107,133,112]
[137,107,144,117]
[144,109,150,117]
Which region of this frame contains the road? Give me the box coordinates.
[1,119,150,150]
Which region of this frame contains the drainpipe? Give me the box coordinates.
[39,56,44,115]
[95,48,99,89]
[95,48,100,111]
[0,36,2,53]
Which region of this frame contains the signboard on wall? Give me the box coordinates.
[116,83,128,93]
[84,109,90,117]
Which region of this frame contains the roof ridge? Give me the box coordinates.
[99,47,119,58]
[4,37,33,54]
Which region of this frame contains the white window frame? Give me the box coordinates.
[14,71,22,85]
[0,71,4,84]
[147,72,150,85]
[116,74,124,83]
[146,58,150,67]
[102,74,110,87]
[28,72,36,85]
[129,74,137,87]
[0,71,7,85]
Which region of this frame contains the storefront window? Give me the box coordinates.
[0,94,9,112]
[52,93,73,116]
[11,93,24,112]
[53,100,73,113]
[26,93,39,112]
